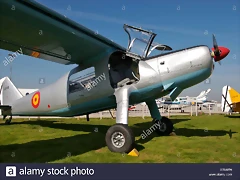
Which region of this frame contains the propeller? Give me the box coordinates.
[212,34,221,65]
[213,34,220,55]
[211,34,230,65]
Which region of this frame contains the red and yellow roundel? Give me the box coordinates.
[31,92,40,108]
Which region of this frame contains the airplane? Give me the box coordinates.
[186,89,212,104]
[155,97,188,113]
[156,89,212,112]
[0,0,230,153]
[201,102,216,108]
[159,88,211,105]
[201,99,218,109]
[221,85,240,114]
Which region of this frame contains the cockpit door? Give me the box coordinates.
[124,24,156,58]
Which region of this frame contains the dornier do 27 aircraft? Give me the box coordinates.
[0,0,230,153]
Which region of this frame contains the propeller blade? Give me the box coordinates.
[212,34,220,56]
[218,61,221,65]
[212,34,218,49]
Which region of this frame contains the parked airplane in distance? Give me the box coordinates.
[222,85,240,114]
[157,89,211,106]
[155,89,212,112]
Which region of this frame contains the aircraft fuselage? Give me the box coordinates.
[9,45,213,117]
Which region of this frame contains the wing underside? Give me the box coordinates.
[0,0,125,65]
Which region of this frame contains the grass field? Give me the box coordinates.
[0,114,239,163]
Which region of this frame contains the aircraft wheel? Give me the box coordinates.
[153,117,173,136]
[5,117,12,125]
[105,124,134,153]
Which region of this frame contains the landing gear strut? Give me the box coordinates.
[146,100,174,135]
[105,124,134,153]
[105,85,135,153]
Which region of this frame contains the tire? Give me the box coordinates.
[153,117,173,136]
[5,119,11,125]
[105,124,134,153]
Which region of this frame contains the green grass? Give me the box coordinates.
[0,114,239,163]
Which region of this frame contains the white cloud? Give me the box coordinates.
[56,9,205,36]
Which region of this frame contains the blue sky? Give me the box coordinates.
[0,0,239,101]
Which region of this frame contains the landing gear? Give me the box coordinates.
[153,117,173,136]
[105,124,134,153]
[4,116,12,125]
[106,85,136,153]
[146,100,174,136]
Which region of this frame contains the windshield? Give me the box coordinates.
[124,24,156,58]
[129,38,150,57]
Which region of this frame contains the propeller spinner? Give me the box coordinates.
[211,34,230,64]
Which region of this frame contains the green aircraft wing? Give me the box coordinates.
[0,0,126,65]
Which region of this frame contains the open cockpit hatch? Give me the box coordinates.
[124,24,157,59]
[123,24,173,58]
[108,24,173,89]
[108,24,156,89]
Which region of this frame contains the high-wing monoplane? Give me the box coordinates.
[0,0,230,153]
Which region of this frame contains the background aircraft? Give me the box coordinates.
[158,88,211,105]
[201,101,217,109]
[156,89,212,112]
[0,0,230,153]
[185,89,211,104]
[0,77,38,115]
[222,85,240,114]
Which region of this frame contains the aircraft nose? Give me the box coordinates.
[211,46,230,62]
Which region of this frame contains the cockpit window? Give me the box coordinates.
[68,67,96,93]
[124,24,156,58]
